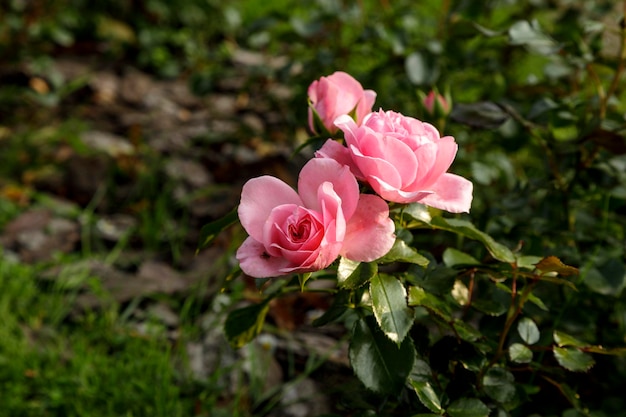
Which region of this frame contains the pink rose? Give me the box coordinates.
[236,158,395,278]
[316,110,473,213]
[307,71,376,135]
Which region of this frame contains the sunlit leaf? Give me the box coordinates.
[378,239,430,266]
[349,315,415,394]
[509,343,533,363]
[401,202,433,223]
[337,258,377,289]
[553,330,587,348]
[516,255,544,270]
[447,398,490,417]
[409,380,444,414]
[534,256,579,277]
[370,274,413,344]
[517,317,540,345]
[553,347,595,372]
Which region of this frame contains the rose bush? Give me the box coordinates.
[307,71,376,135]
[316,109,473,213]
[236,158,395,278]
[202,69,605,416]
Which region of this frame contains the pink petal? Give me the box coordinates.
[238,176,302,243]
[329,72,367,115]
[317,181,347,243]
[315,139,364,179]
[356,130,418,187]
[334,114,360,149]
[356,90,377,123]
[298,158,359,220]
[368,175,433,203]
[340,194,395,262]
[418,173,473,213]
[417,136,458,188]
[236,237,292,278]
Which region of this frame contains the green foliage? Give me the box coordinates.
[211,1,626,414]
[349,315,415,394]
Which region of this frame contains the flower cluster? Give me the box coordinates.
[236,71,473,278]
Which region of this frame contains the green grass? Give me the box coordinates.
[0,259,186,417]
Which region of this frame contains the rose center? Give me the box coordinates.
[288,219,311,243]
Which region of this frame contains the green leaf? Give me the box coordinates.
[496,282,548,311]
[447,398,490,417]
[224,302,270,349]
[472,298,507,317]
[405,51,428,85]
[582,260,626,297]
[409,358,433,382]
[370,274,414,344]
[337,258,378,289]
[378,239,430,266]
[401,202,433,224]
[517,317,540,345]
[197,206,239,251]
[534,256,579,277]
[408,286,452,320]
[516,255,544,270]
[450,102,510,130]
[553,347,595,372]
[298,273,312,291]
[409,380,443,414]
[443,248,480,267]
[509,343,533,363]
[451,319,483,343]
[482,366,516,403]
[553,330,587,348]
[508,20,560,55]
[527,292,549,311]
[349,315,415,394]
[429,217,515,263]
[408,263,457,295]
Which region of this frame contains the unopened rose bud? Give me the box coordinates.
[420,88,452,120]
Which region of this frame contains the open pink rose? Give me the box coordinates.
[316,110,473,213]
[236,158,395,278]
[307,71,376,135]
